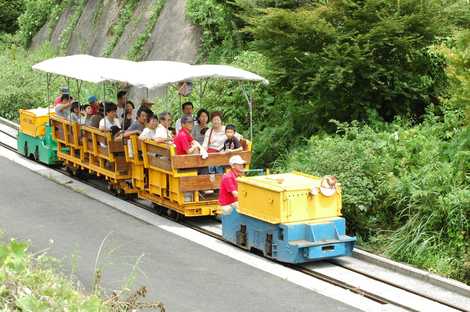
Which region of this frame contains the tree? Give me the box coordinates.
[240,0,452,129]
[0,0,24,34]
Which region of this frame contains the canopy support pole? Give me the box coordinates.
[240,83,254,143]
[75,79,83,101]
[103,82,107,130]
[47,73,52,126]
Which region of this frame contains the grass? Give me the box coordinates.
[0,234,165,311]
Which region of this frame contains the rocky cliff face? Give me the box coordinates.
[31,0,200,63]
[30,0,200,101]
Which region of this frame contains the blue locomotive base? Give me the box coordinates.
[222,209,356,263]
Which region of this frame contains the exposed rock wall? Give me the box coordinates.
[31,0,200,62]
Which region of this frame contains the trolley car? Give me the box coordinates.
[16,55,356,263]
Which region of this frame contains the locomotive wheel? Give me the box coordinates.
[106,183,114,193]
[34,147,39,161]
[174,212,183,222]
[153,204,166,216]
[24,142,29,158]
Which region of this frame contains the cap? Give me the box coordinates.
[88,95,97,103]
[60,86,69,94]
[229,155,246,166]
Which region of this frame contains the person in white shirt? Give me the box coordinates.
[99,102,121,131]
[139,115,159,140]
[175,102,195,133]
[203,111,227,153]
[154,112,173,143]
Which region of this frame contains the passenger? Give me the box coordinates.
[203,112,228,174]
[222,124,243,153]
[88,103,103,128]
[99,102,120,131]
[110,125,124,142]
[54,86,69,106]
[70,101,81,123]
[219,155,246,215]
[81,104,94,126]
[175,101,195,133]
[138,115,159,141]
[154,112,173,143]
[54,94,72,118]
[132,98,153,120]
[192,108,209,145]
[169,127,176,137]
[88,95,100,115]
[125,109,147,135]
[116,90,127,119]
[174,115,200,155]
[203,111,226,153]
[123,100,135,130]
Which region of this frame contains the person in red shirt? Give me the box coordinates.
[219,155,246,215]
[174,115,200,155]
[54,86,69,106]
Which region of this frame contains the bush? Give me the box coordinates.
[186,0,241,62]
[240,0,452,128]
[278,110,469,282]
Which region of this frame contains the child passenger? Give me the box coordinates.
[138,115,159,140]
[222,124,242,153]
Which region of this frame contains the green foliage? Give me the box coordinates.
[186,0,241,62]
[103,0,139,57]
[0,42,106,121]
[0,0,24,34]
[0,237,166,311]
[16,0,60,47]
[276,30,470,281]
[127,0,166,61]
[279,110,469,282]
[240,0,451,128]
[46,1,66,40]
[0,239,107,311]
[59,0,86,53]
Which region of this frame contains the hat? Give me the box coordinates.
[60,86,69,94]
[88,95,97,103]
[141,99,154,106]
[229,155,246,166]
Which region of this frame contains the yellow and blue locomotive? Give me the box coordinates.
[223,173,355,263]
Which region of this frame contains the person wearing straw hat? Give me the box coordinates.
[219,155,246,215]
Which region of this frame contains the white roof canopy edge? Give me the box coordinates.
[32,54,269,88]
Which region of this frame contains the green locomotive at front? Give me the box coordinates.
[17,108,60,165]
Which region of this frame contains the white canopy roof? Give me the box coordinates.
[32,55,137,84]
[32,55,268,88]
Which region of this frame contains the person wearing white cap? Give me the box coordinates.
[218,155,246,215]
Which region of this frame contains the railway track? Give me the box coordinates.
[0,121,469,312]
